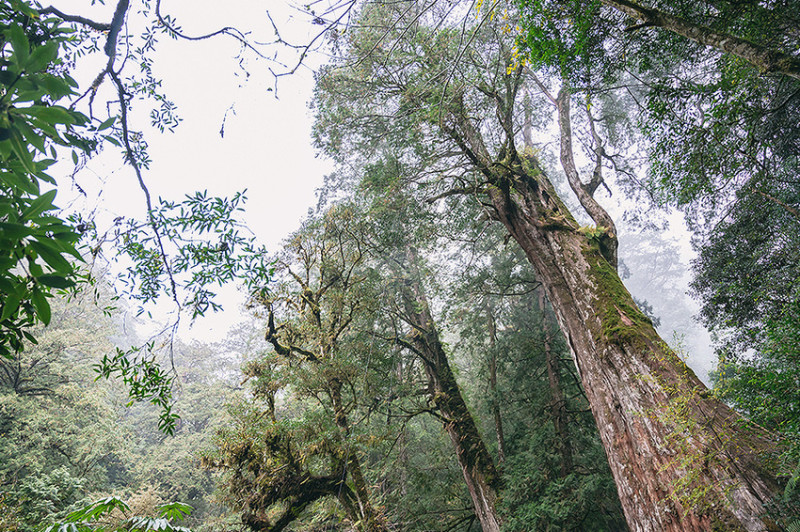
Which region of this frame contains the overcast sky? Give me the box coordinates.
[51,0,332,340]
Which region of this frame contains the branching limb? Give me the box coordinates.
[555,86,618,267]
[38,6,110,31]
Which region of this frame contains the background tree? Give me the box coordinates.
[0,279,241,531]
[207,208,394,531]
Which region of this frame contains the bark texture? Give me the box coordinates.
[398,248,502,532]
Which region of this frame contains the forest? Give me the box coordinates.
[1,0,799,531]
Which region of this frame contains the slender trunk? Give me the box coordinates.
[399,248,502,532]
[483,160,781,531]
[486,308,507,464]
[538,290,573,478]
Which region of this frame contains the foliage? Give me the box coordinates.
[0,288,235,531]
[514,2,800,518]
[43,496,193,532]
[0,288,122,531]
[712,294,800,521]
[0,0,98,358]
[205,207,400,530]
[113,190,272,319]
[0,0,275,435]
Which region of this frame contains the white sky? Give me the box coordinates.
[52,0,332,340]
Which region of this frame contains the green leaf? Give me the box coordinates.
[1,290,23,321]
[103,134,121,147]
[37,274,75,289]
[21,189,57,220]
[31,288,50,325]
[97,116,117,130]
[158,502,193,521]
[7,129,35,173]
[64,496,131,522]
[30,240,72,272]
[0,70,17,86]
[8,25,29,65]
[0,222,33,239]
[0,167,39,194]
[22,330,38,344]
[17,104,77,125]
[14,118,45,154]
[24,41,59,72]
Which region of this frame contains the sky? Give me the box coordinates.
[52,0,333,340]
[47,0,715,380]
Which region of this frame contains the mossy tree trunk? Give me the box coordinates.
[396,247,502,532]
[479,160,781,531]
[430,53,784,529]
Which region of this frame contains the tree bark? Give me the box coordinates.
[600,0,800,81]
[481,159,781,531]
[398,247,502,532]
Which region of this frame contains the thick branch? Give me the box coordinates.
[603,0,800,81]
[556,87,618,267]
[104,0,129,57]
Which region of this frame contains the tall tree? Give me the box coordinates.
[312,3,785,530]
[516,0,800,502]
[357,168,504,530]
[390,245,502,531]
[207,209,391,531]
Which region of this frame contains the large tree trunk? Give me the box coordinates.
[482,159,782,531]
[398,248,502,532]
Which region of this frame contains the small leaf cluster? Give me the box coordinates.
[94,344,179,435]
[43,496,193,532]
[114,190,273,319]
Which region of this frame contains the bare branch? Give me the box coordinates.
[38,6,111,31]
